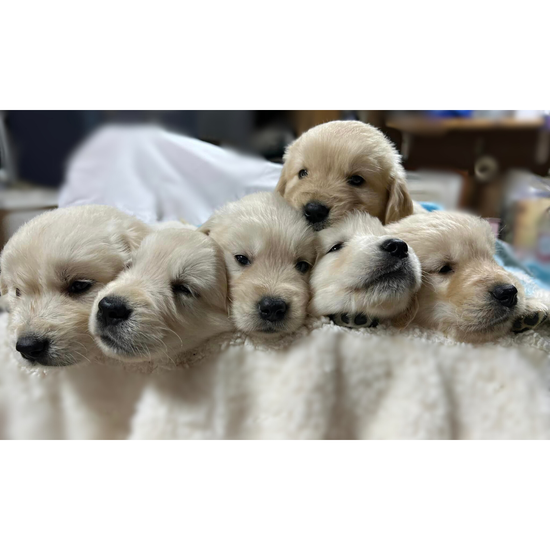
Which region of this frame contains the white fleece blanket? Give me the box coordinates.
[2,312,550,440]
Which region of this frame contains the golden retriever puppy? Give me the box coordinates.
[310,212,421,328]
[276,120,415,230]
[90,227,232,362]
[388,212,548,343]
[200,192,316,337]
[0,206,150,367]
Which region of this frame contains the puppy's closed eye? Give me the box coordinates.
[172,282,194,297]
[68,280,94,295]
[347,175,365,186]
[327,242,344,254]
[437,264,453,274]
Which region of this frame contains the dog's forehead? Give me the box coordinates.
[392,213,495,262]
[321,212,386,245]
[213,193,316,259]
[3,230,125,288]
[134,229,216,276]
[226,224,315,260]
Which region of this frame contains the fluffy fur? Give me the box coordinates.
[90,226,232,363]
[310,212,421,327]
[276,121,414,229]
[0,205,150,368]
[388,212,548,343]
[200,192,317,337]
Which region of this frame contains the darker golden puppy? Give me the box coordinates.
[276,120,414,231]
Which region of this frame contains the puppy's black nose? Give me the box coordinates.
[380,238,408,259]
[304,202,330,225]
[98,296,132,326]
[258,297,288,322]
[491,284,518,308]
[16,336,49,361]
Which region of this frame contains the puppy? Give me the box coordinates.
[200,192,316,337]
[0,206,150,367]
[388,212,548,343]
[276,120,415,231]
[90,227,232,362]
[310,212,421,328]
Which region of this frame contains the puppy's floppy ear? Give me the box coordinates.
[0,271,7,297]
[198,218,215,237]
[275,141,296,197]
[391,295,419,329]
[0,255,7,296]
[384,169,414,224]
[109,219,150,262]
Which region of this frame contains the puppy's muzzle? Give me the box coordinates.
[304,202,330,228]
[380,238,408,260]
[97,296,133,327]
[16,335,50,363]
[258,296,288,323]
[490,284,518,309]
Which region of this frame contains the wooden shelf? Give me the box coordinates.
[386,117,545,135]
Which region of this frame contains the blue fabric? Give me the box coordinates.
[419,202,444,212]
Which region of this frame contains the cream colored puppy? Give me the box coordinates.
[90,227,232,362]
[0,206,150,367]
[310,212,421,328]
[200,192,316,337]
[388,212,548,343]
[276,120,415,231]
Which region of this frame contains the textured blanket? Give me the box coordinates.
[2,312,550,439]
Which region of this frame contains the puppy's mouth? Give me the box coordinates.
[463,314,513,333]
[363,261,414,293]
[100,333,126,351]
[255,321,289,335]
[309,220,330,232]
[460,303,517,334]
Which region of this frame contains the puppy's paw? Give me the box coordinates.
[328,312,379,329]
[512,300,549,334]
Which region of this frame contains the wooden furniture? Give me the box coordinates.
[384,116,550,218]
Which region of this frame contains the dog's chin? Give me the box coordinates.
[236,316,299,338]
[95,332,143,362]
[450,307,516,342]
[363,265,416,300]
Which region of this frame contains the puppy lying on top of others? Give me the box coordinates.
[90,225,233,364]
[276,120,422,231]
[310,212,421,329]
[200,192,316,337]
[386,212,548,343]
[0,205,150,368]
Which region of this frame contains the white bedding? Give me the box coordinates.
[60,125,282,225]
[3,312,550,440]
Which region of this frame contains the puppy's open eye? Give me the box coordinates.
[438,264,453,274]
[172,283,193,296]
[295,261,310,274]
[327,242,344,254]
[298,169,308,179]
[68,280,93,295]
[348,175,365,186]
[235,255,251,266]
[15,288,21,298]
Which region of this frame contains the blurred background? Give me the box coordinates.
[1,109,550,279]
